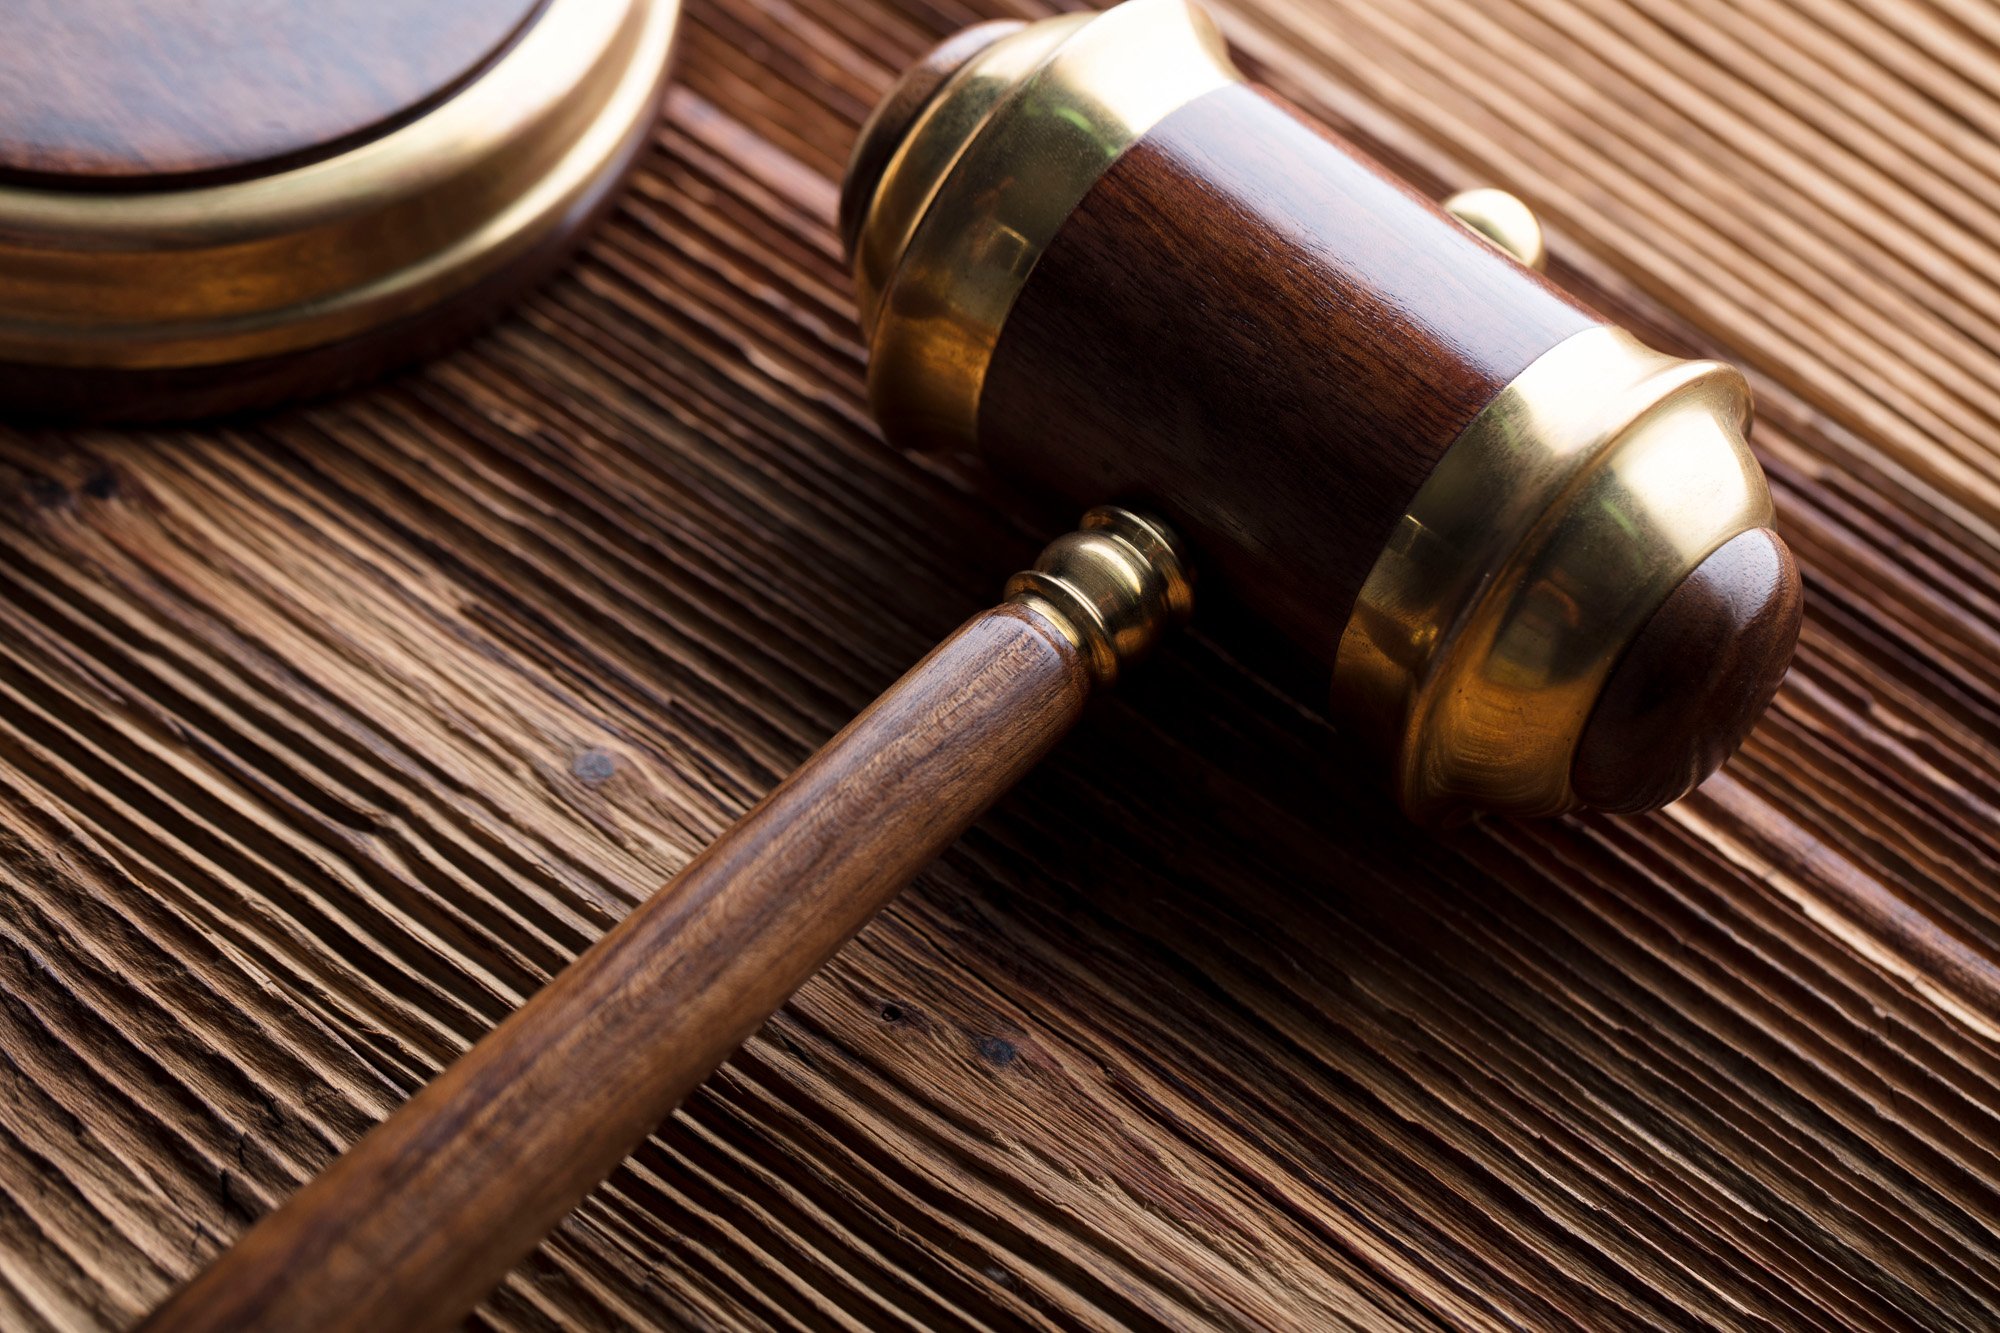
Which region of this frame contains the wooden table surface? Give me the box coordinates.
[4,0,1999,1329]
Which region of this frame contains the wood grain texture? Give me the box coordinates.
[981,84,1599,660]
[143,603,1090,1333]
[0,0,542,184]
[0,0,1996,1331]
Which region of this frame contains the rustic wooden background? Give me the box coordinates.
[3,0,1998,1328]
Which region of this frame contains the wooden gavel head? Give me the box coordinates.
[839,0,1802,823]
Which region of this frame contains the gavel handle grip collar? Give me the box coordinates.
[139,508,1190,1333]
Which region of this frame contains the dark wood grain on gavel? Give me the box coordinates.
[980,84,1600,663]
[141,605,1089,1333]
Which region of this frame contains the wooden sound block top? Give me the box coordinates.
[0,0,543,185]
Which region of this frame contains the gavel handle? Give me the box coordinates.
[145,606,1086,1333]
[142,508,1188,1333]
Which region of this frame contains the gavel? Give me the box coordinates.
[144,1,1802,1327]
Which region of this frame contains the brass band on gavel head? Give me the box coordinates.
[840,0,1802,824]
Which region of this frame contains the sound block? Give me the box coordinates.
[0,0,680,419]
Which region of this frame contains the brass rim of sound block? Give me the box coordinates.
[0,0,679,374]
[1334,326,1773,824]
[849,0,1240,451]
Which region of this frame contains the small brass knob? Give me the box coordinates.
[1444,187,1547,271]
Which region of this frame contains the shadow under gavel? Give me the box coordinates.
[143,2,1802,1328]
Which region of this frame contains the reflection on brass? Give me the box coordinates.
[0,0,678,370]
[851,0,1241,451]
[1443,188,1547,271]
[1334,325,1772,822]
[1009,507,1193,683]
